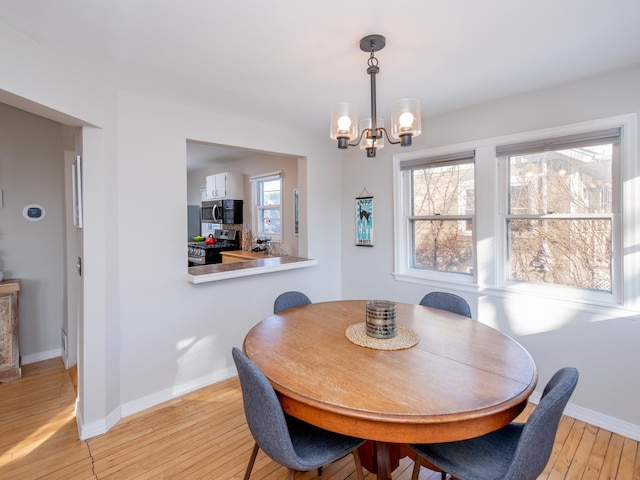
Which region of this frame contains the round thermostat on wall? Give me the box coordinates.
[23,204,46,221]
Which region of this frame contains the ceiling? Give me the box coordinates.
[2,0,640,161]
[185,140,294,172]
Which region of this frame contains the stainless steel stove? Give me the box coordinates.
[188,229,240,266]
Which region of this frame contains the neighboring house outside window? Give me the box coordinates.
[498,128,619,292]
[393,114,638,310]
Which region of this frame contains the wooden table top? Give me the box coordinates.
[243,300,537,444]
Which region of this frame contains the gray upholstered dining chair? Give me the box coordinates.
[232,347,366,480]
[273,290,312,314]
[419,291,472,318]
[409,367,579,480]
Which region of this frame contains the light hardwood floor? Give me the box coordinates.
[1,358,638,479]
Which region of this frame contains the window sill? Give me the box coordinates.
[187,255,318,284]
[393,270,476,289]
[393,271,639,318]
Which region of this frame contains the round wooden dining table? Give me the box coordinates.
[242,300,537,480]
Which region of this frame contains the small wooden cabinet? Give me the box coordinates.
[0,278,21,382]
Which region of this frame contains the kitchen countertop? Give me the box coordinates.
[187,255,317,284]
[221,250,280,262]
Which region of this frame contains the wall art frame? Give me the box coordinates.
[293,188,299,236]
[356,188,373,247]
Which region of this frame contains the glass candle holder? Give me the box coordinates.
[365,300,397,339]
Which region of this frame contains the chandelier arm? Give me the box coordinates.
[380,127,401,145]
[347,128,369,147]
[347,127,402,149]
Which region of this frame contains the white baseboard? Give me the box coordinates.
[77,368,640,442]
[21,348,62,365]
[77,402,121,441]
[77,366,238,440]
[120,366,237,418]
[528,392,640,442]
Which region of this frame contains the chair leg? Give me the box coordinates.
[411,453,422,480]
[352,449,365,480]
[288,469,296,480]
[317,466,323,476]
[243,442,260,480]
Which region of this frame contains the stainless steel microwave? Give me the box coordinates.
[201,200,222,223]
[201,199,243,224]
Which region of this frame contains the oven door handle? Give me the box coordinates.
[188,256,206,265]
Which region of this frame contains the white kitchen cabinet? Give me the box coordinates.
[205,172,244,200]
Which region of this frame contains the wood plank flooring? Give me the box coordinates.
[0,358,638,479]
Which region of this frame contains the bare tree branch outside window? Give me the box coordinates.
[507,144,613,291]
[409,162,474,274]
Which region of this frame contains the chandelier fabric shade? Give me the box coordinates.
[330,34,422,157]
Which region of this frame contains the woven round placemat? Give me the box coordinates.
[345,323,420,351]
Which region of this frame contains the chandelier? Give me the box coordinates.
[330,34,422,158]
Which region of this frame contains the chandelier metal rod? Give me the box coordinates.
[369,57,378,135]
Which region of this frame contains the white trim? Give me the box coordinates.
[393,113,639,310]
[76,402,121,441]
[21,348,63,365]
[77,366,239,440]
[249,171,281,182]
[120,366,237,418]
[393,272,640,319]
[254,173,283,241]
[528,392,640,442]
[75,360,640,443]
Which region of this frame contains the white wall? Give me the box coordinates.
[0,103,66,361]
[111,91,342,420]
[340,65,640,437]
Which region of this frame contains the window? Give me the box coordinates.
[394,114,638,309]
[251,172,282,239]
[498,128,619,293]
[397,151,475,277]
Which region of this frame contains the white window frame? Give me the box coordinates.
[393,146,477,287]
[393,113,639,311]
[396,150,476,281]
[250,171,282,242]
[497,127,621,304]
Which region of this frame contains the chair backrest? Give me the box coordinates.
[232,347,301,468]
[273,291,312,314]
[419,292,472,318]
[504,367,579,479]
